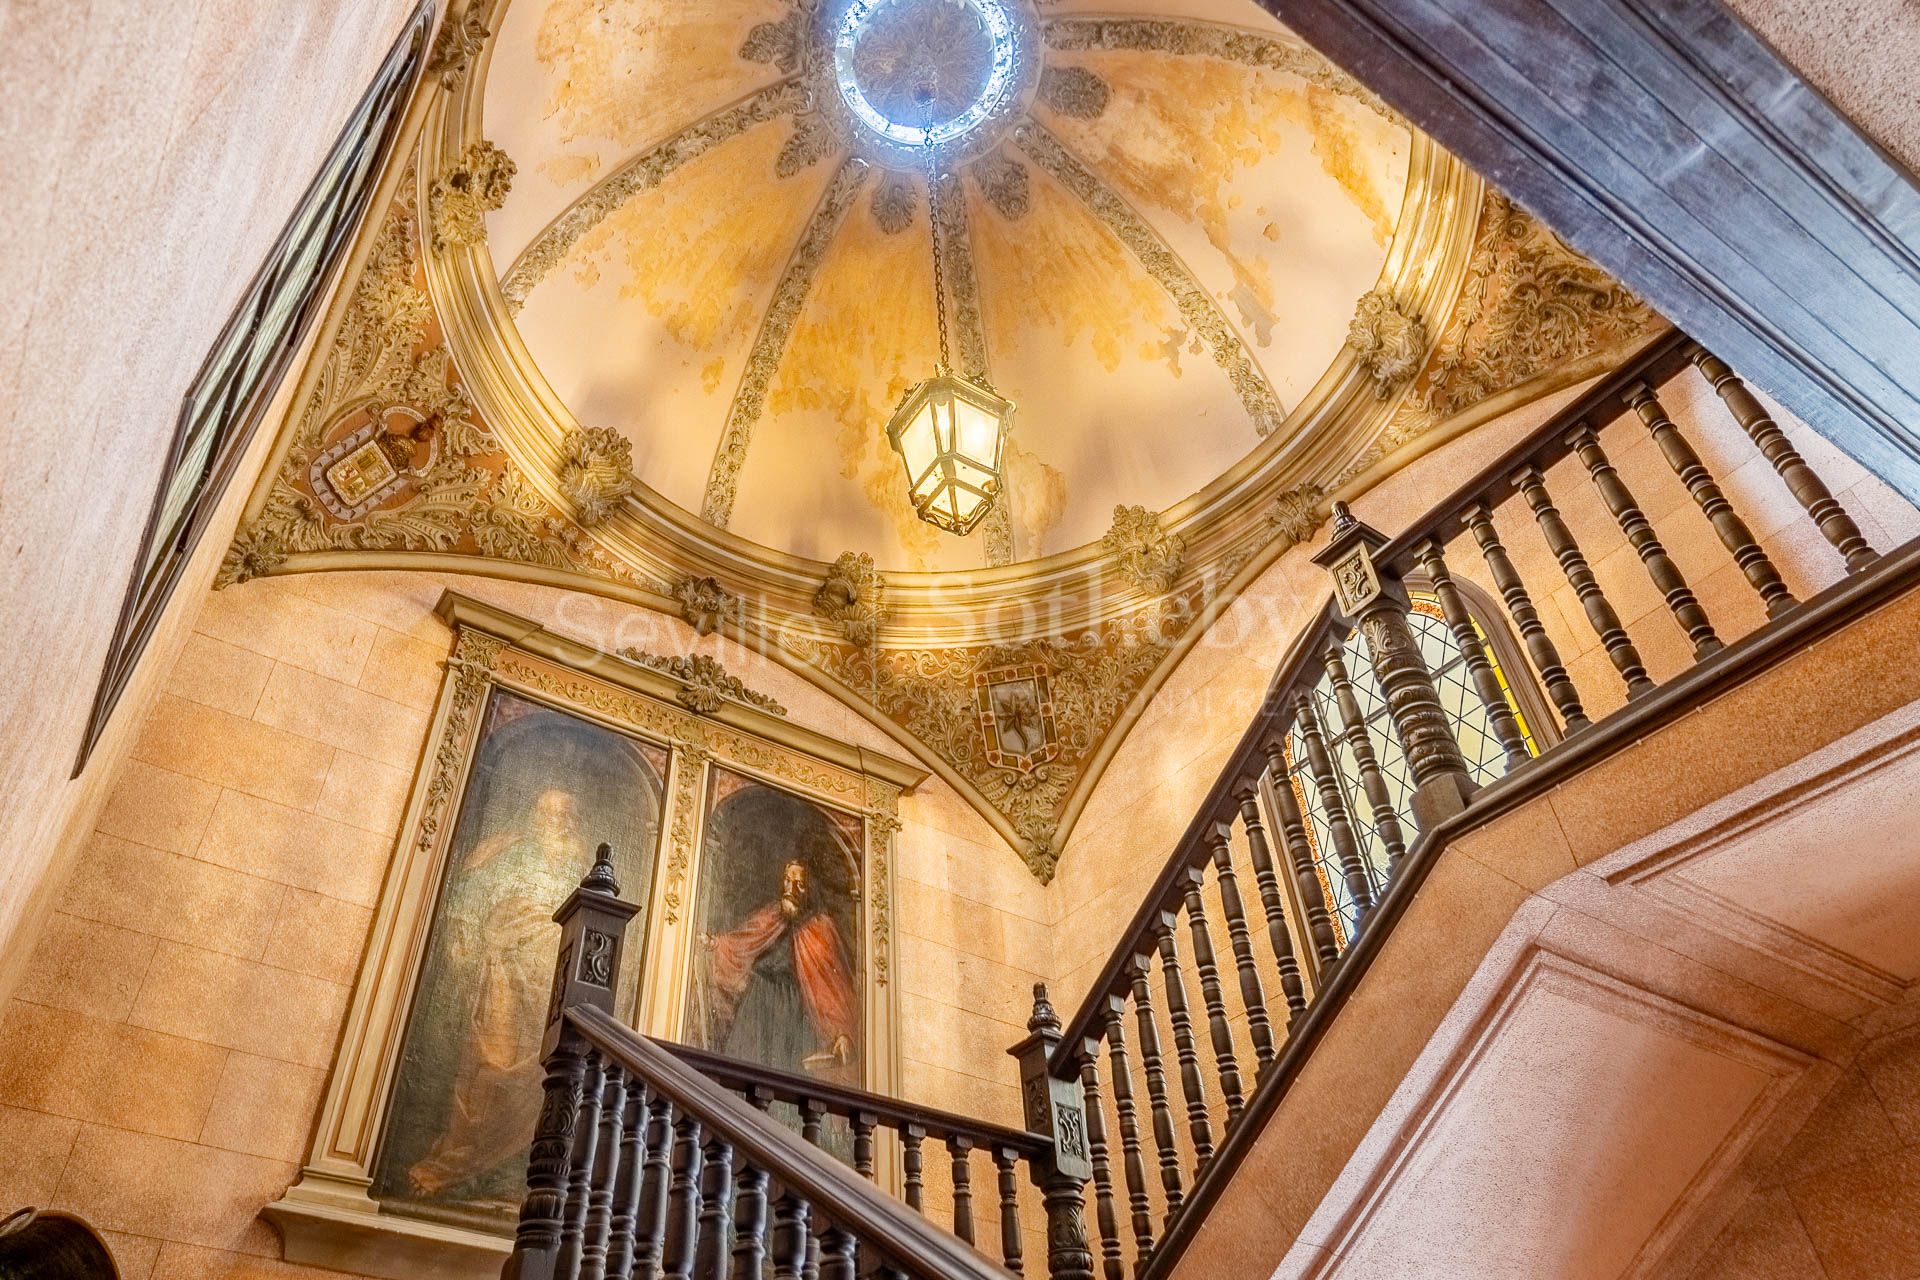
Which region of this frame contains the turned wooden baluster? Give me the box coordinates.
[1569,422,1722,661]
[902,1123,926,1212]
[692,1134,737,1280]
[799,1099,825,1150]
[634,1096,674,1280]
[949,1135,978,1246]
[1079,1056,1125,1280]
[1101,996,1155,1262]
[1293,692,1379,920]
[1178,865,1245,1121]
[662,1114,705,1280]
[580,1061,627,1280]
[1127,952,1184,1217]
[1692,347,1877,573]
[816,1228,859,1280]
[1261,748,1340,966]
[1413,538,1531,769]
[1464,500,1591,733]
[1235,788,1307,1024]
[508,1037,586,1280]
[851,1111,877,1181]
[606,1080,649,1279]
[1153,915,1214,1161]
[994,1146,1026,1274]
[1515,462,1656,698]
[769,1194,809,1280]
[730,1162,769,1280]
[1625,380,1796,618]
[1319,644,1409,869]
[1207,824,1276,1073]
[557,1051,608,1277]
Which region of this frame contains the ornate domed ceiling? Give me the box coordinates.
[221,0,1663,878]
[476,0,1413,571]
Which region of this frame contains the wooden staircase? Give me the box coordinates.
[501,331,1920,1280]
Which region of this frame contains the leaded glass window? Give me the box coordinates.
[73,1,433,771]
[1275,595,1539,945]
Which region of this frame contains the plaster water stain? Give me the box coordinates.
[561,124,837,364]
[534,0,786,169]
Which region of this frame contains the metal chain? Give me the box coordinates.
[925,144,951,370]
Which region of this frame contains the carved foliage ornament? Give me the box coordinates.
[673,575,740,637]
[557,426,635,527]
[1102,504,1186,595]
[427,5,490,89]
[217,199,659,594]
[1347,288,1428,400]
[813,551,890,647]
[430,140,515,253]
[617,649,788,717]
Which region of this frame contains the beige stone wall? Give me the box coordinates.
[0,568,1051,1278]
[1689,1007,1920,1279]
[0,1,424,1005]
[1724,0,1920,177]
[1046,364,1920,1012]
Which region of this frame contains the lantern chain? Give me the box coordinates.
[925,142,952,372]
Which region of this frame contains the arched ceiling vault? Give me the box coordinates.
[222,0,1664,879]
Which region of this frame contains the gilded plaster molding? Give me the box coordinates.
[871,172,916,235]
[426,4,490,91]
[557,425,636,527]
[672,574,741,637]
[813,551,891,648]
[216,198,656,594]
[1038,65,1112,119]
[1102,504,1186,595]
[1041,17,1401,124]
[499,80,808,311]
[1335,193,1664,486]
[1347,288,1428,400]
[428,139,514,254]
[617,650,788,717]
[971,150,1032,222]
[702,157,869,527]
[1015,121,1286,438]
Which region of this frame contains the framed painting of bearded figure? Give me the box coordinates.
[272,595,919,1276]
[370,687,667,1230]
[683,767,866,1086]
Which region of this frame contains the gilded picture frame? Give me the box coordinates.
[267,591,923,1279]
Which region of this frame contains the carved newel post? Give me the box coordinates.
[1010,984,1095,1280]
[503,844,641,1280]
[1312,503,1476,829]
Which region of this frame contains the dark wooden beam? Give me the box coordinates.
[1260,0,1920,503]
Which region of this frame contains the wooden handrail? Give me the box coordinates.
[662,1039,1051,1157]
[1372,328,1693,573]
[571,1006,1018,1280]
[1132,532,1920,1280]
[1049,600,1346,1061]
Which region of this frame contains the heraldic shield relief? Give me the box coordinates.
[974,664,1061,772]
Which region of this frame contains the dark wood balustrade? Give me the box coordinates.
[502,849,1092,1280]
[506,331,1920,1280]
[1035,330,1920,1280]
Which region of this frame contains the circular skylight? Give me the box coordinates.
[832,0,1020,148]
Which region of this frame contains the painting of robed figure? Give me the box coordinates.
[685,768,866,1085]
[372,688,665,1230]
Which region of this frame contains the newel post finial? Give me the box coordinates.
[505,844,642,1280]
[1011,986,1093,1280]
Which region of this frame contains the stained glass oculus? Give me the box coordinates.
[832,0,1021,147]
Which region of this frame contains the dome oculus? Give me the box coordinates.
[832,0,1021,148]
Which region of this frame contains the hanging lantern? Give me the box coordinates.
[885,111,1014,537]
[886,368,1012,536]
